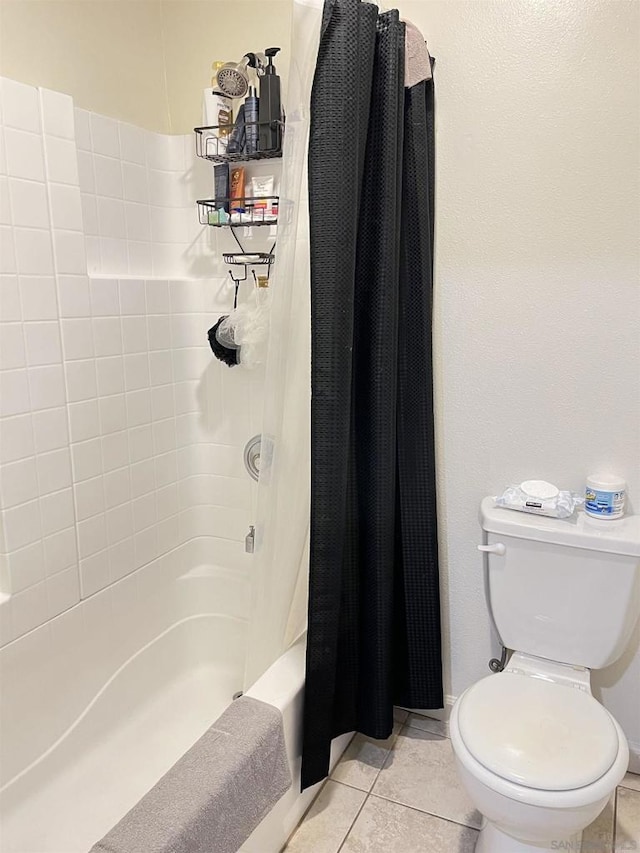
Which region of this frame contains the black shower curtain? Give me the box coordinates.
[302,0,443,789]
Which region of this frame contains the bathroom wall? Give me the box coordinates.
[401,0,640,766]
[0,0,292,134]
[0,76,266,646]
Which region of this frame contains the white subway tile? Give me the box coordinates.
[122,316,148,353]
[77,150,95,193]
[0,412,34,463]
[109,536,135,583]
[130,458,155,499]
[122,162,148,204]
[0,226,17,274]
[15,228,54,275]
[49,183,83,231]
[11,581,48,638]
[98,393,126,434]
[44,135,79,185]
[4,129,45,181]
[118,278,146,315]
[148,315,171,351]
[154,451,177,487]
[53,229,86,274]
[119,122,146,165]
[71,436,102,482]
[90,114,120,158]
[156,484,178,521]
[36,448,72,495]
[94,155,122,198]
[0,322,26,368]
[80,193,98,236]
[132,492,156,532]
[127,242,152,277]
[157,514,179,554]
[151,384,175,420]
[61,318,94,360]
[95,354,125,395]
[3,498,42,550]
[19,275,57,319]
[80,549,109,597]
[40,487,74,536]
[65,358,97,402]
[125,388,151,427]
[101,430,129,472]
[149,351,173,387]
[0,274,21,321]
[77,513,107,558]
[97,196,126,239]
[57,275,90,318]
[0,177,10,225]
[92,318,122,356]
[8,540,45,592]
[46,567,79,618]
[106,502,133,544]
[89,278,120,317]
[100,237,128,275]
[43,526,77,575]
[148,169,182,207]
[85,237,101,275]
[129,424,153,463]
[74,109,92,152]
[74,475,105,522]
[32,406,68,453]
[0,456,38,508]
[9,177,49,228]
[1,79,41,133]
[145,279,170,314]
[124,202,151,242]
[24,321,62,365]
[68,399,99,443]
[40,89,75,140]
[103,466,130,509]
[152,418,176,455]
[169,278,204,314]
[123,353,149,390]
[0,369,30,416]
[134,525,158,568]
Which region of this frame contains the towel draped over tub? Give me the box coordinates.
[89,696,291,853]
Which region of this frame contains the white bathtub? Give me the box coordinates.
[0,539,250,853]
[0,538,349,853]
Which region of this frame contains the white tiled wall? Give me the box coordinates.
[0,76,266,646]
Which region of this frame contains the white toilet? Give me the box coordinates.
[450,497,640,853]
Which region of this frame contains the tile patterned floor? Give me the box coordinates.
[283,710,640,853]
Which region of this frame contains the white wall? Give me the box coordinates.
[0,0,292,134]
[401,0,640,763]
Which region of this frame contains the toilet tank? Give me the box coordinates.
[480,497,640,670]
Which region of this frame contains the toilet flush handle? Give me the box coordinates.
[477,543,506,556]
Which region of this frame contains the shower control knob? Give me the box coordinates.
[477,543,506,556]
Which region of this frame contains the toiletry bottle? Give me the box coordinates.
[244,86,260,155]
[202,61,233,155]
[259,47,282,152]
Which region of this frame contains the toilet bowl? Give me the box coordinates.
[450,655,629,852]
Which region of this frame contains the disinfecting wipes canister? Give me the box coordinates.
[585,474,626,519]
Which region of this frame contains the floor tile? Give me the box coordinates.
[405,712,448,738]
[372,727,481,829]
[393,707,409,724]
[341,794,479,853]
[615,787,640,852]
[331,724,401,792]
[620,772,640,793]
[581,795,615,853]
[283,781,366,853]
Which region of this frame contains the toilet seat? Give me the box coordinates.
[457,671,619,791]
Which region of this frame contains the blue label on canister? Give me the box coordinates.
[585,488,625,517]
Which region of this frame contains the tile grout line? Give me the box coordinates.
[335,783,370,853]
[367,790,481,833]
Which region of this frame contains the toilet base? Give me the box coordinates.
[475,821,582,853]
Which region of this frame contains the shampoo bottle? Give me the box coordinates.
[259,47,282,152]
[244,86,260,155]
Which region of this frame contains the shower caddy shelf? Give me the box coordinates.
[197,197,279,229]
[194,120,284,163]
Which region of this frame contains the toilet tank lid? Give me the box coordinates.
[480,497,640,557]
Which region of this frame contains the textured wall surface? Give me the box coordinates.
[402,0,640,763]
